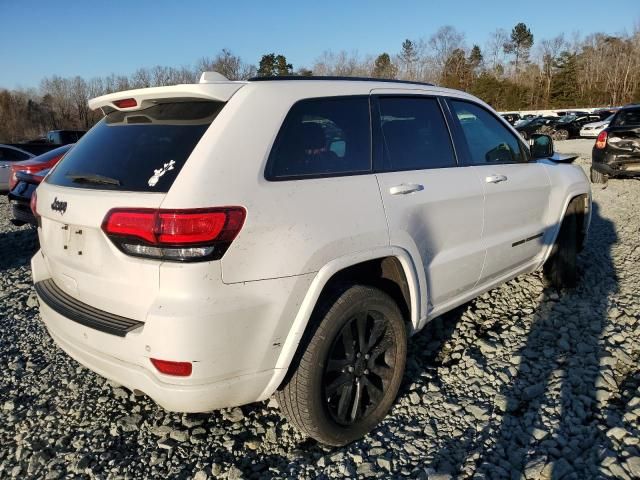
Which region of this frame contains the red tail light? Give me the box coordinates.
[9,153,64,191]
[102,207,245,261]
[30,190,39,219]
[595,131,608,149]
[113,98,137,108]
[150,358,192,376]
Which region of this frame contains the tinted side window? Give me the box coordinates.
[612,108,640,127]
[450,100,525,165]
[0,148,30,161]
[266,97,370,179]
[377,97,456,171]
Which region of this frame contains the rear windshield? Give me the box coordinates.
[611,108,640,127]
[46,101,223,192]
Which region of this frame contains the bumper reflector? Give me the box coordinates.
[150,358,193,377]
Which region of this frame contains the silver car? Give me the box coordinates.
[0,144,34,192]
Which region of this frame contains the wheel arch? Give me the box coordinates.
[541,190,590,265]
[258,247,423,398]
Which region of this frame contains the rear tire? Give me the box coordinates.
[543,199,579,289]
[590,167,608,184]
[276,284,407,446]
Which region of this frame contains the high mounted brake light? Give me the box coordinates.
[113,98,137,109]
[102,207,245,262]
[595,131,608,149]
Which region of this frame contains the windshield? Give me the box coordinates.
[557,115,577,123]
[611,108,640,127]
[46,101,224,192]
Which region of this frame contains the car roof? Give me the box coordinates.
[248,75,435,88]
[0,144,34,155]
[88,75,481,112]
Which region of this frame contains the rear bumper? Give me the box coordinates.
[592,159,640,178]
[32,249,314,411]
[10,200,35,226]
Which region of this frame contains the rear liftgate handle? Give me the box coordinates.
[389,183,425,195]
[485,174,508,184]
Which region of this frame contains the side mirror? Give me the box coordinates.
[529,133,554,159]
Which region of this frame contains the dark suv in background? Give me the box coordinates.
[591,105,640,183]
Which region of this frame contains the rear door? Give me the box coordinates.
[37,100,225,320]
[445,98,551,284]
[373,94,485,309]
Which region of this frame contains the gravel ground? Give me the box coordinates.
[1,139,639,479]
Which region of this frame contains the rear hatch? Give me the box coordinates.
[36,100,225,321]
[606,108,640,169]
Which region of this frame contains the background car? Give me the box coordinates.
[591,104,640,183]
[7,144,73,225]
[8,168,48,226]
[515,116,556,139]
[550,113,601,140]
[580,114,614,138]
[0,145,35,192]
[7,144,73,192]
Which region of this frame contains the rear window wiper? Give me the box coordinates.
[66,172,121,186]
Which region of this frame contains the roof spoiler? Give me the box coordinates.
[88,73,245,113]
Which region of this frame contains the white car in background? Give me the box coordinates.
[580,114,614,138]
[31,74,591,445]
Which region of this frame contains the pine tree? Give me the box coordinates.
[257,53,293,77]
[400,39,418,79]
[503,23,534,75]
[550,51,579,107]
[468,45,483,71]
[372,53,398,79]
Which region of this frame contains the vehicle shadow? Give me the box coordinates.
[427,201,619,478]
[0,226,38,272]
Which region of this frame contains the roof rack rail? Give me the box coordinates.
[248,76,435,87]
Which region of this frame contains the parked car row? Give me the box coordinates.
[0,130,85,192]
[1,130,83,226]
[511,110,617,141]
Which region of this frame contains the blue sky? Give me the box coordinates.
[1,0,638,89]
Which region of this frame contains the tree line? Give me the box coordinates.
[1,22,639,142]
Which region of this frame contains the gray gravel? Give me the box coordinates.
[1,139,639,479]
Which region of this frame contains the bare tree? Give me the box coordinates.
[486,28,508,74]
[429,26,465,78]
[195,49,256,80]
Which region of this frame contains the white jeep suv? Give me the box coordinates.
[32,74,591,445]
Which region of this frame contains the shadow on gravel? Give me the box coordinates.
[429,201,619,479]
[0,227,38,272]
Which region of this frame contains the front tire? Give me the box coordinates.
[276,284,407,446]
[552,129,570,141]
[543,199,579,289]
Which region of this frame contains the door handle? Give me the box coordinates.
[389,183,424,195]
[485,174,508,184]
